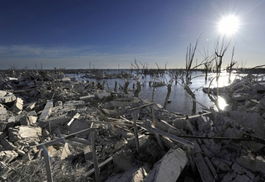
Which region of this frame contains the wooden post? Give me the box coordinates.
[41,145,53,182]
[90,130,100,182]
[132,111,140,152]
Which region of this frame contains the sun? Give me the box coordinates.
[217,15,240,36]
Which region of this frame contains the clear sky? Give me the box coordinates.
[0,0,264,69]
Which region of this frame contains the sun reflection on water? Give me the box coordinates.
[208,71,238,88]
[217,96,228,110]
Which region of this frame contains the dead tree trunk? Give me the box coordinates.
[163,83,172,109]
[134,81,141,97]
[123,81,129,94]
[184,85,196,114]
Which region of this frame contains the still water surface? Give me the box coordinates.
[68,71,241,114]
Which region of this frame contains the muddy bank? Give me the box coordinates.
[0,71,265,181]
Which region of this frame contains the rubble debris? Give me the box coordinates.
[25,111,38,125]
[26,102,36,111]
[0,104,7,121]
[9,126,42,142]
[0,71,264,182]
[39,100,53,121]
[192,143,215,182]
[12,97,23,113]
[0,92,16,103]
[0,150,18,163]
[144,148,188,182]
[237,155,265,175]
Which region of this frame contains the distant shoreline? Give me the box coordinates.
[1,68,265,74]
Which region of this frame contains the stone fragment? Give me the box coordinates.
[0,93,16,103]
[26,102,36,110]
[39,100,53,121]
[237,155,265,175]
[0,150,18,163]
[27,115,38,124]
[61,77,71,82]
[12,97,23,113]
[61,143,71,160]
[0,91,7,97]
[0,104,7,121]
[9,126,42,142]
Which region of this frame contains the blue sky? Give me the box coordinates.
[0,0,264,69]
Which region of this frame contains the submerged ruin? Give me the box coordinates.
[0,69,265,182]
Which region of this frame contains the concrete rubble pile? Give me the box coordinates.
[0,70,264,182]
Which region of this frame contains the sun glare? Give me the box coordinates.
[217,15,240,36]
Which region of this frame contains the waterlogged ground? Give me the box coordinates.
[68,71,242,114]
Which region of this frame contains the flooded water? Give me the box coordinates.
[68,70,243,114]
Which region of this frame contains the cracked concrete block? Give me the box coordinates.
[8,126,42,142]
[12,97,23,113]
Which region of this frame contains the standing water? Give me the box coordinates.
[68,70,242,115]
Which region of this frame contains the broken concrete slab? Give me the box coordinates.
[192,143,215,182]
[26,115,38,125]
[61,143,71,160]
[144,148,188,182]
[237,155,265,175]
[39,100,53,121]
[8,126,42,142]
[12,97,23,113]
[0,93,16,104]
